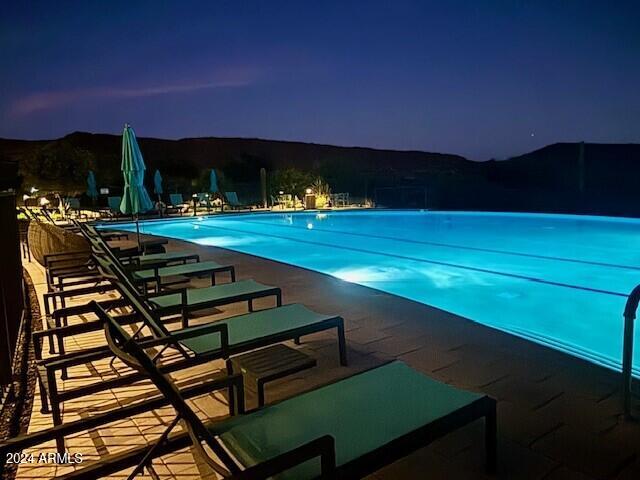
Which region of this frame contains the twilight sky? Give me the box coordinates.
[1,1,639,160]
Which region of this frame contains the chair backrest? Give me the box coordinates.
[196,192,207,203]
[78,224,170,338]
[95,302,238,476]
[225,192,239,205]
[91,250,171,339]
[108,196,122,211]
[169,193,183,206]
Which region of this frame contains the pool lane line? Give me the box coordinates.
[235,217,640,272]
[193,222,629,298]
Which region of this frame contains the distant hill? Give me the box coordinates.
[483,142,640,216]
[1,132,639,216]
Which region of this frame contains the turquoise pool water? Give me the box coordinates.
[109,211,640,374]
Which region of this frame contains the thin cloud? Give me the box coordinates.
[11,70,256,115]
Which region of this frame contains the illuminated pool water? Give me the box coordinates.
[109,211,640,374]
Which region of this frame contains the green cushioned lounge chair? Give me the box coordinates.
[168,193,190,215]
[225,191,251,210]
[132,259,235,289]
[148,278,282,316]
[55,305,495,479]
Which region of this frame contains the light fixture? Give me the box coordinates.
[305,188,312,195]
[22,194,30,201]
[39,197,50,206]
[30,186,38,194]
[278,191,284,195]
[307,222,313,230]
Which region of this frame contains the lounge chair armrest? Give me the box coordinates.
[43,284,115,302]
[51,297,129,320]
[229,435,336,480]
[46,258,91,269]
[140,322,229,347]
[145,287,187,300]
[44,250,89,265]
[35,312,139,343]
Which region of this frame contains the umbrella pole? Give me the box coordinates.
[136,214,141,251]
[158,194,163,218]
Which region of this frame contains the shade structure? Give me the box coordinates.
[86,171,98,199]
[209,169,219,193]
[153,169,163,195]
[120,125,153,215]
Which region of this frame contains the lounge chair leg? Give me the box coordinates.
[38,372,50,414]
[226,360,236,416]
[57,335,68,380]
[276,292,282,307]
[248,299,254,312]
[337,320,348,366]
[181,307,188,329]
[211,272,216,286]
[294,337,301,345]
[485,401,497,474]
[230,267,236,282]
[48,370,65,453]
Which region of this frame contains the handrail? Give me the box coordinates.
[622,284,640,419]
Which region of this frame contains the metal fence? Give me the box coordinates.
[0,191,24,397]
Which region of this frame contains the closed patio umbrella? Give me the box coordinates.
[209,169,219,194]
[120,124,153,248]
[153,169,163,217]
[86,170,98,204]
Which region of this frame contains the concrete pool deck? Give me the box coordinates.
[17,234,640,479]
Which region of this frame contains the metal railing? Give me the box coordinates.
[622,284,640,419]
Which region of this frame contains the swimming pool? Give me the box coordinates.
[110,211,640,375]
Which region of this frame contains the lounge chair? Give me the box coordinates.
[225,191,252,210]
[33,252,345,451]
[55,305,496,479]
[168,193,190,215]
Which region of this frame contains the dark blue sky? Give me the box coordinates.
[1,1,639,159]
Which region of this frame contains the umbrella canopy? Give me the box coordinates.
[86,171,98,199]
[120,124,153,215]
[153,169,163,195]
[209,169,219,193]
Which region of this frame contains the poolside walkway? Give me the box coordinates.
[17,235,640,479]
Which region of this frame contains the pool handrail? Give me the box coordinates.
[622,284,640,419]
